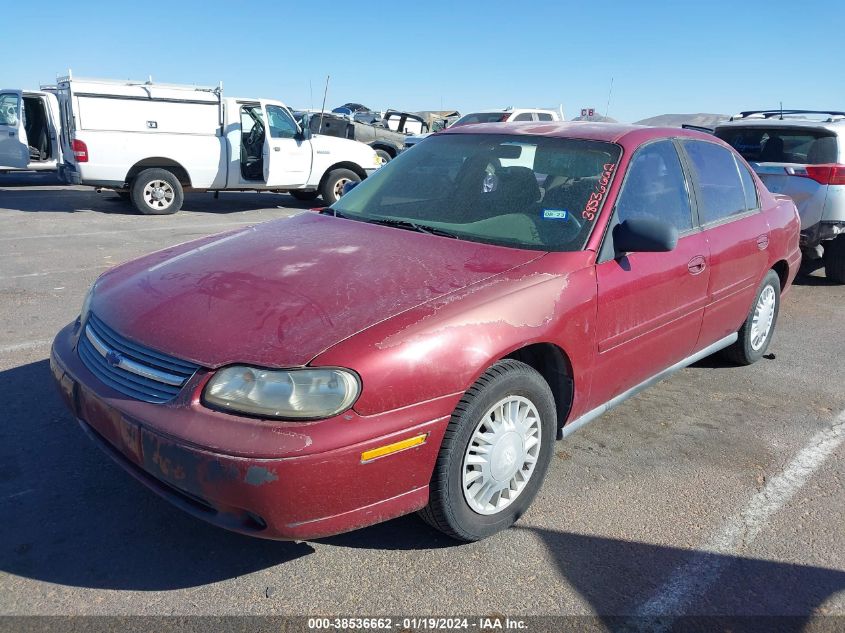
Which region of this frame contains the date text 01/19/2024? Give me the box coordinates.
[306,617,528,630]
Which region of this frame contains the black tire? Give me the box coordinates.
[375,149,392,164]
[823,235,845,284]
[419,360,556,541]
[722,269,781,365]
[130,168,184,215]
[290,190,319,202]
[319,168,361,206]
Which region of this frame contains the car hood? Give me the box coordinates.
[91,213,543,368]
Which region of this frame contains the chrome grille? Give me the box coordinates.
[77,313,199,404]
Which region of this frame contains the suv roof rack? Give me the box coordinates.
[731,109,845,122]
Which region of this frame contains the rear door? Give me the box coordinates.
[679,139,770,347]
[590,139,710,406]
[0,90,30,168]
[261,101,311,187]
[715,125,838,233]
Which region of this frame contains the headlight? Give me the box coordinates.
[80,283,96,324]
[203,366,360,420]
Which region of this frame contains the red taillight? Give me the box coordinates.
[71,139,88,163]
[803,164,845,185]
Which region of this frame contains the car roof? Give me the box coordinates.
[439,121,718,148]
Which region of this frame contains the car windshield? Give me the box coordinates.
[331,133,622,251]
[715,126,838,165]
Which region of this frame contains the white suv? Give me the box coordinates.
[715,110,845,282]
[405,108,562,149]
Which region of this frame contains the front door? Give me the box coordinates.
[590,139,710,406]
[261,101,312,187]
[0,91,29,168]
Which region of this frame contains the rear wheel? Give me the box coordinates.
[722,269,780,365]
[375,149,392,165]
[419,360,556,541]
[823,235,845,284]
[319,168,360,205]
[289,190,319,202]
[130,168,183,215]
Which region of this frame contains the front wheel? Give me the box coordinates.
[722,269,781,365]
[130,168,184,215]
[319,168,361,206]
[419,360,556,541]
[374,149,392,165]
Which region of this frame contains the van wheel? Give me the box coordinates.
[290,190,319,201]
[823,236,845,284]
[131,168,184,215]
[375,149,392,164]
[418,360,556,542]
[320,168,360,205]
[722,270,781,365]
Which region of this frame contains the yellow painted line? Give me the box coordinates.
[361,434,428,463]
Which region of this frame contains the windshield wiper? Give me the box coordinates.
[364,217,459,239]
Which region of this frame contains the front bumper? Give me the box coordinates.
[50,321,454,540]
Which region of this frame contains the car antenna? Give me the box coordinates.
[779,101,783,120]
[605,77,614,118]
[318,75,330,135]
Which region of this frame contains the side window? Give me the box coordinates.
[265,105,298,139]
[735,156,759,211]
[537,113,554,121]
[0,93,20,126]
[683,140,747,224]
[513,113,533,122]
[615,140,693,233]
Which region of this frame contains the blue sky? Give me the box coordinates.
[5,0,844,122]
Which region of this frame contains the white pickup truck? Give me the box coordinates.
[15,74,380,214]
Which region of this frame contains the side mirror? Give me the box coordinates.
[342,181,359,196]
[297,124,312,141]
[613,217,678,256]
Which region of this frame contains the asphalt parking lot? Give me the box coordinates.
[1,173,843,624]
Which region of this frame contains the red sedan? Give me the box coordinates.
[51,122,801,541]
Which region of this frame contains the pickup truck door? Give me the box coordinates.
[0,90,30,168]
[261,101,312,187]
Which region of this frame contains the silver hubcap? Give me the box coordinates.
[334,177,352,199]
[750,285,776,351]
[462,395,542,515]
[143,180,175,210]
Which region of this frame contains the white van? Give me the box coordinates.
[0,89,63,172]
[52,73,380,214]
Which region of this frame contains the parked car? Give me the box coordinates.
[298,109,429,163]
[51,122,800,542]
[401,110,461,149]
[405,108,562,149]
[0,88,63,172]
[52,73,380,213]
[714,110,845,281]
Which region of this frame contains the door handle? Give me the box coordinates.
[273,146,281,152]
[687,255,706,275]
[756,235,770,250]
[8,131,14,137]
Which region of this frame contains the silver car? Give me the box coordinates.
[715,110,845,282]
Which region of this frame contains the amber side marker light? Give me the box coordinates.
[361,434,428,463]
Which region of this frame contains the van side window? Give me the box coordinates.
[266,105,298,139]
[683,140,747,224]
[735,157,759,211]
[537,113,554,121]
[615,140,693,233]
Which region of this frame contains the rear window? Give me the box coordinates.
[452,112,509,127]
[715,127,838,164]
